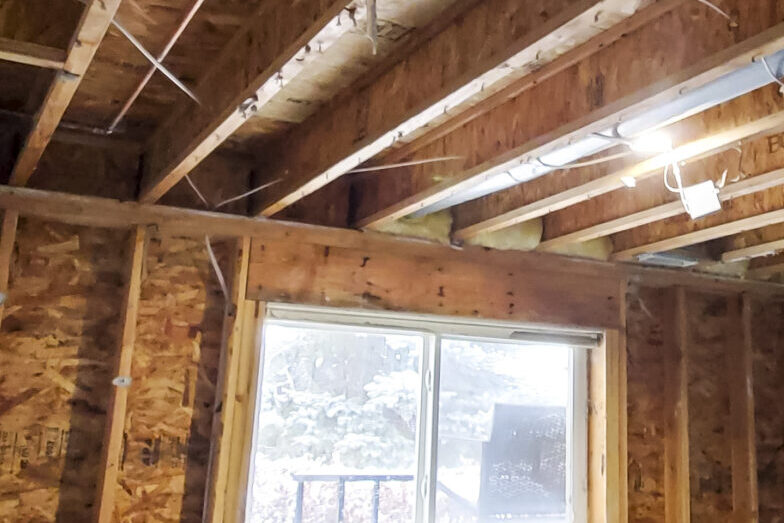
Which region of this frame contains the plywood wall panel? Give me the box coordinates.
[625,286,668,522]
[114,235,226,522]
[750,297,784,521]
[0,217,127,521]
[684,292,734,520]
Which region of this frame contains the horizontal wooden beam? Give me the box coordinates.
[8,0,122,187]
[456,111,784,240]
[539,167,784,250]
[138,0,352,204]
[0,37,67,70]
[613,208,784,261]
[355,2,784,229]
[252,0,634,216]
[0,184,781,296]
[723,238,784,262]
[745,253,784,280]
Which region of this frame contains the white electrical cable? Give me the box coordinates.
[537,150,634,171]
[663,164,680,193]
[183,174,281,303]
[204,235,230,300]
[695,0,732,20]
[185,174,211,207]
[213,179,281,209]
[758,55,784,91]
[348,156,464,174]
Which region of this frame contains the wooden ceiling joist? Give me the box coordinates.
[354,1,784,229]
[251,0,637,217]
[538,167,784,251]
[744,253,784,280]
[8,0,122,187]
[455,110,784,240]
[612,208,784,261]
[375,0,686,167]
[137,0,353,204]
[0,36,67,70]
[723,238,784,263]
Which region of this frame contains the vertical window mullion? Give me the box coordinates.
[571,347,589,522]
[414,333,431,522]
[418,333,441,523]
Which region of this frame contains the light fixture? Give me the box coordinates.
[629,131,673,154]
[680,179,722,219]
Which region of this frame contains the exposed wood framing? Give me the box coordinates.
[727,294,759,521]
[376,0,686,167]
[0,184,781,295]
[0,36,67,70]
[252,0,631,216]
[613,208,784,261]
[93,225,147,523]
[355,3,784,229]
[589,322,628,523]
[204,236,252,523]
[8,0,122,187]
[138,0,352,204]
[723,238,784,263]
[538,167,784,251]
[223,301,264,523]
[746,257,784,280]
[0,210,19,330]
[663,287,690,521]
[455,110,784,240]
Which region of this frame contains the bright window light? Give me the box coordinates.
[245,305,596,523]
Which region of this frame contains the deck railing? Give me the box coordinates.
[290,473,414,523]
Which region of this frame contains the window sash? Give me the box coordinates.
[248,303,591,523]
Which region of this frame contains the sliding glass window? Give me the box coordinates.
[245,305,594,523]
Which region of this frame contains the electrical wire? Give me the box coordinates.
[185,174,211,208]
[183,174,281,303]
[758,55,784,91]
[204,235,230,300]
[695,0,732,20]
[213,179,281,209]
[348,156,464,174]
[536,150,634,170]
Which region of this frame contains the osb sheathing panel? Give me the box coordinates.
[114,235,225,522]
[0,217,127,522]
[625,286,667,522]
[684,292,733,519]
[750,297,784,521]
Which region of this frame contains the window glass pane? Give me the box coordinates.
[436,338,570,522]
[247,323,422,523]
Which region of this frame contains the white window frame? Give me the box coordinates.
[247,304,595,523]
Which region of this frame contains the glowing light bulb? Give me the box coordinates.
[630,131,673,153]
